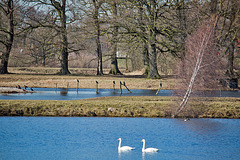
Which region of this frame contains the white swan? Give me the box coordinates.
[118,138,135,151]
[141,139,159,152]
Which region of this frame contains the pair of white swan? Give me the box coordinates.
[118,138,159,152]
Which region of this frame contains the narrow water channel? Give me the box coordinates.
[0,88,240,100]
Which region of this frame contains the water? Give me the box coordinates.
[0,88,170,100]
[0,117,239,160]
[0,88,240,100]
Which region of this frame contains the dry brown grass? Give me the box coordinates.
[0,67,178,89]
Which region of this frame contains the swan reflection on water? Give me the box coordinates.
[142,151,159,160]
[118,149,133,159]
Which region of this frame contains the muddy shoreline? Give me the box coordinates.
[0,87,35,93]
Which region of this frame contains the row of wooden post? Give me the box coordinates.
[96,80,132,94]
[55,80,133,94]
[55,80,163,94]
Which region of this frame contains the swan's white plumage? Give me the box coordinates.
[118,138,135,151]
[141,139,159,152]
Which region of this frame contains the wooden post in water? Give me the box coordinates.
[96,81,99,94]
[77,79,79,93]
[156,82,162,95]
[113,81,115,93]
[123,81,132,93]
[55,83,58,92]
[220,87,222,97]
[120,81,122,94]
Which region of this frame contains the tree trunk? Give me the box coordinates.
[210,0,218,15]
[59,25,70,74]
[109,1,121,75]
[143,43,149,75]
[0,0,14,74]
[96,36,103,75]
[52,0,70,75]
[42,46,46,67]
[93,0,103,75]
[147,1,160,79]
[227,42,234,77]
[60,36,70,75]
[226,0,238,78]
[176,0,187,75]
[138,1,149,75]
[148,40,160,79]
[109,31,121,75]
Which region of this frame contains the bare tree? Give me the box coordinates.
[116,0,183,78]
[24,28,56,66]
[27,0,81,74]
[174,0,188,73]
[146,0,160,78]
[108,0,122,75]
[173,17,220,117]
[217,0,240,78]
[92,0,104,75]
[0,0,14,74]
[51,0,70,74]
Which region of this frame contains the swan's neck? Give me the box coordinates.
[142,141,145,151]
[118,139,122,149]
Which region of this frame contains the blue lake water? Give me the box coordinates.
[0,117,240,160]
[0,88,240,100]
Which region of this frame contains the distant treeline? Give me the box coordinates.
[0,0,239,79]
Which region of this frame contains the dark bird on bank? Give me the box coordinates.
[113,81,115,84]
[30,87,34,91]
[77,79,79,83]
[24,85,28,90]
[96,81,98,84]
[17,85,21,89]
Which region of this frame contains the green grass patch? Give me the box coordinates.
[0,96,240,118]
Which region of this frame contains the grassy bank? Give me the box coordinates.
[1,97,240,118]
